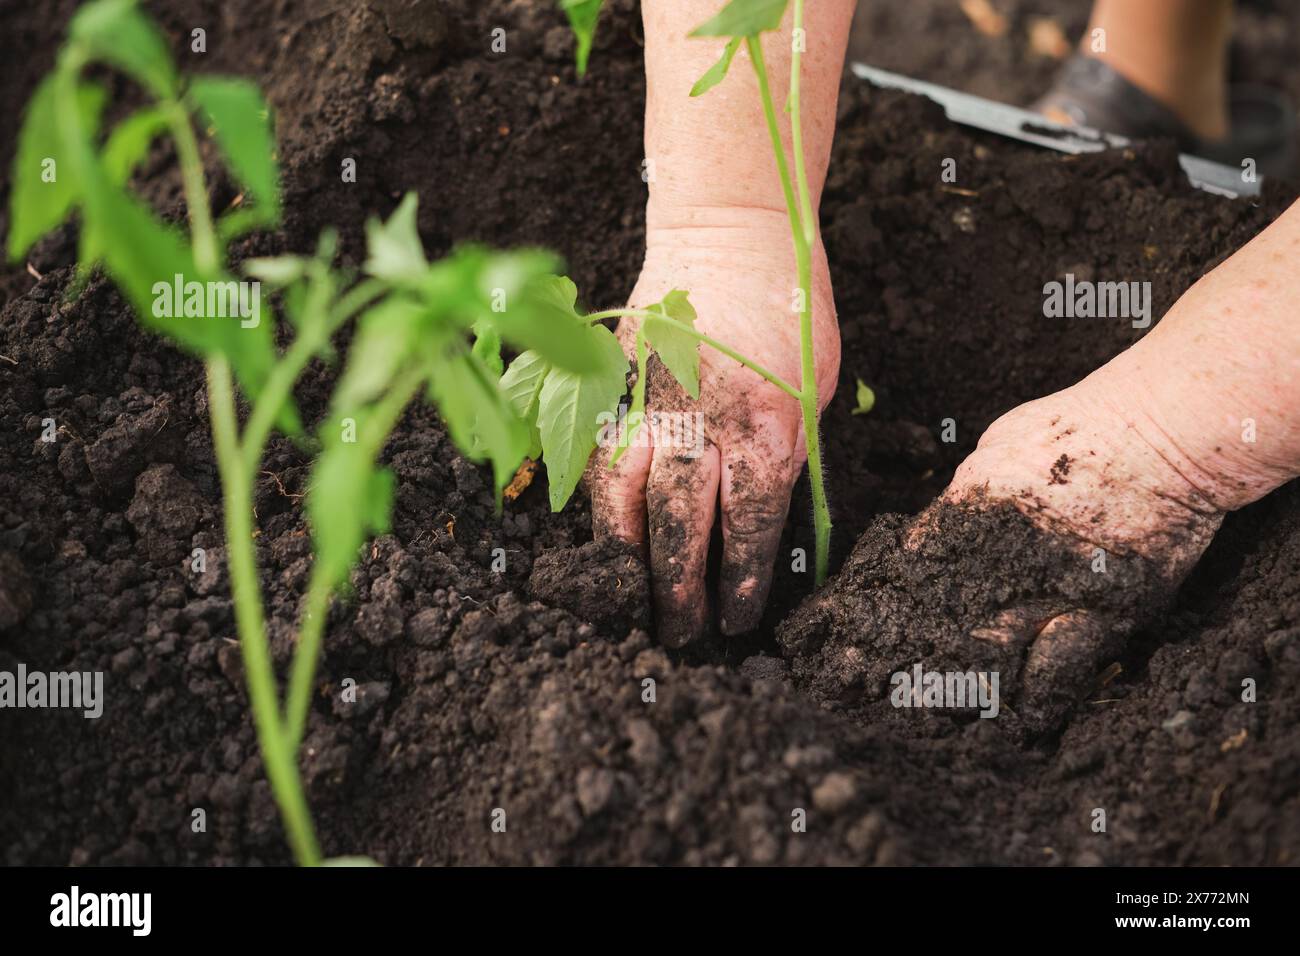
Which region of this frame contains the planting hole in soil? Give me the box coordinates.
[1,0,1299,901]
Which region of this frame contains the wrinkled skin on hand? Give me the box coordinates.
[779,380,1225,735]
[587,213,840,647]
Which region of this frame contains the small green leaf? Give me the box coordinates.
[243,255,307,287]
[364,193,426,284]
[852,378,876,416]
[428,350,529,499]
[488,273,605,374]
[690,37,742,96]
[188,76,281,224]
[7,77,107,262]
[642,289,700,399]
[309,425,395,589]
[472,319,504,378]
[100,105,168,186]
[560,0,603,76]
[69,0,177,99]
[499,350,552,460]
[690,0,789,37]
[333,298,431,411]
[78,172,288,430]
[536,323,628,511]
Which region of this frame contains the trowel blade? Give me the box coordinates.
[850,62,1260,199]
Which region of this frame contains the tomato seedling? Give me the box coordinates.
[8,0,600,865]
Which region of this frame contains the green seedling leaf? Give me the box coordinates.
[101,105,168,185]
[77,169,288,431]
[188,76,281,230]
[472,319,504,378]
[852,378,876,416]
[217,207,277,244]
[243,255,307,288]
[690,37,742,96]
[309,427,396,589]
[642,288,700,399]
[69,0,178,99]
[428,349,529,500]
[7,77,107,262]
[80,104,166,272]
[690,0,789,37]
[364,193,426,284]
[536,322,628,511]
[487,272,606,374]
[333,298,433,410]
[560,0,603,76]
[499,349,552,460]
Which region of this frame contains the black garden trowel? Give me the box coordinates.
[850,63,1262,199]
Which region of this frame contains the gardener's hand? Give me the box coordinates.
[605,1,853,646]
[782,199,1300,729]
[589,208,839,646]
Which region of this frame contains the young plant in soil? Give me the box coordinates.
[7,0,603,865]
[551,0,834,584]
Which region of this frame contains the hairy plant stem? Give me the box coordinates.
[171,97,322,864]
[207,357,321,866]
[746,19,831,585]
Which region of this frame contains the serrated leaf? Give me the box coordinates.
[69,0,177,99]
[428,350,529,500]
[690,37,742,96]
[364,192,426,284]
[690,0,789,37]
[536,322,628,511]
[480,269,605,374]
[188,76,281,225]
[560,0,603,76]
[500,350,551,459]
[642,288,700,399]
[7,77,107,262]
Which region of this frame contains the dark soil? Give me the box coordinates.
[1,0,1298,865]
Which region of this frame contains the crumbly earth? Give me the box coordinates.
[0,0,1298,865]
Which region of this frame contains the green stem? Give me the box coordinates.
[208,357,321,866]
[165,102,219,275]
[283,363,427,750]
[586,308,802,400]
[747,29,831,585]
[283,562,333,751]
[790,0,816,248]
